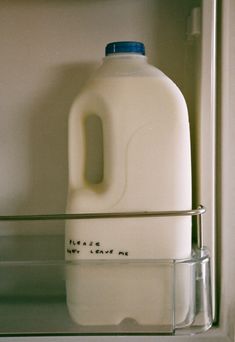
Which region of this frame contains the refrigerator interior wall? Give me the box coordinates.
[0,0,218,336]
[0,0,202,224]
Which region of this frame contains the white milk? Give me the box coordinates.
[66,42,192,326]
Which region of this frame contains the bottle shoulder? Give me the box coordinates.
[91,58,165,79]
[81,69,185,103]
[72,58,187,118]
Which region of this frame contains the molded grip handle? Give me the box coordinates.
[68,93,110,191]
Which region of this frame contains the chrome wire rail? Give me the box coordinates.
[0,205,206,249]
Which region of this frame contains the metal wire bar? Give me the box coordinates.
[196,205,204,249]
[0,206,206,221]
[0,206,206,249]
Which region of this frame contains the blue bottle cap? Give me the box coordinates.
[105,41,145,56]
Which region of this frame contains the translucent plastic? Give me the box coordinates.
[66,51,192,325]
[0,214,212,336]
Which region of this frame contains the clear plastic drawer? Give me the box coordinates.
[0,207,212,336]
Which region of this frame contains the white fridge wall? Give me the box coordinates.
[0,0,199,229]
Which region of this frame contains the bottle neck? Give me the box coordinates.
[103,53,147,62]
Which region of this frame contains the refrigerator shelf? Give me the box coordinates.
[0,206,212,336]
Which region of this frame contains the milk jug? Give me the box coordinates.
[65,41,192,326]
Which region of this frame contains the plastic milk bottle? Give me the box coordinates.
[65,41,192,326]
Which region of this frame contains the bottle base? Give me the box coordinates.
[66,261,192,326]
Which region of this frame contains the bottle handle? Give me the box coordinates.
[68,95,125,210]
[68,102,105,190]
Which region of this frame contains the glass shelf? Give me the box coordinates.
[0,207,212,336]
